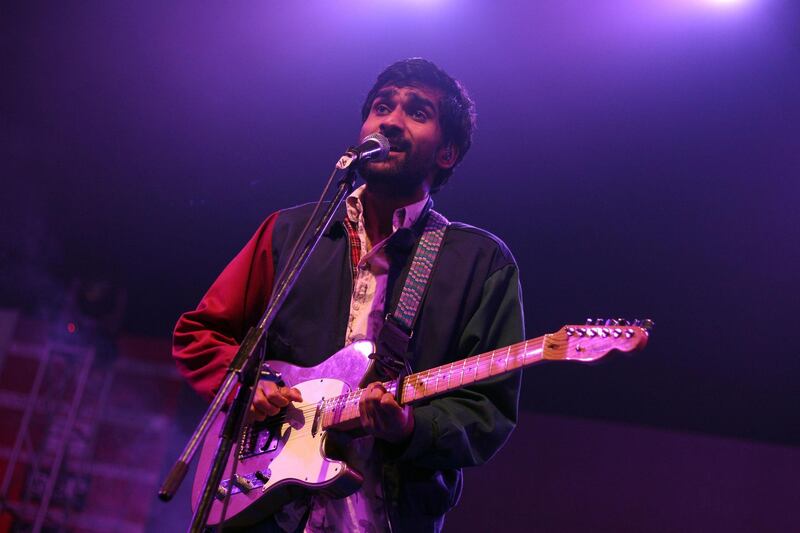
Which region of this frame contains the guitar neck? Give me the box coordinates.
[318,335,549,432]
[397,336,548,404]
[317,321,650,432]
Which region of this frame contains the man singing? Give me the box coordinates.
[173,58,524,532]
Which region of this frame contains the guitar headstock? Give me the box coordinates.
[543,318,653,362]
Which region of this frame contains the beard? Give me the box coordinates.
[357,145,436,196]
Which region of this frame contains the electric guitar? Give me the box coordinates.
[193,318,652,527]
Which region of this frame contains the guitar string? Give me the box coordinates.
[252,325,619,424]
[240,341,555,450]
[249,341,539,428]
[239,330,630,454]
[296,342,533,422]
[259,343,530,421]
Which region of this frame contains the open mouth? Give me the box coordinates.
[389,143,407,153]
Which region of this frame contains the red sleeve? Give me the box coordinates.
[172,212,279,401]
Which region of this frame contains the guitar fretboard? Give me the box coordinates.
[318,335,547,431]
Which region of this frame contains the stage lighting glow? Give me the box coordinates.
[709,0,747,6]
[654,0,757,19]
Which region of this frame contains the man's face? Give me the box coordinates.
[358,83,449,193]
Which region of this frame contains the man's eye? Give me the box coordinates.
[375,103,390,114]
[412,110,428,121]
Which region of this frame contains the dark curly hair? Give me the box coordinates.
[360,58,476,193]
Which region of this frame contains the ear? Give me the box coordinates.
[436,142,458,170]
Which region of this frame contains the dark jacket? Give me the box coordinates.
[173,201,525,532]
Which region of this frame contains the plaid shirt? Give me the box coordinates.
[304,184,429,533]
[340,185,428,346]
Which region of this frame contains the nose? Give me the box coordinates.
[377,108,404,138]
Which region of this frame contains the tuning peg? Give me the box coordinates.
[605,319,617,326]
[639,318,655,331]
[615,318,630,326]
[585,318,594,325]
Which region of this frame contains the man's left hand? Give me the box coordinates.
[359,382,414,444]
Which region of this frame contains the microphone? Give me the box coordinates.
[336,133,390,170]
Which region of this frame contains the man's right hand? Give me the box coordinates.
[249,381,303,422]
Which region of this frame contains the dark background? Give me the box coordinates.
[2,0,798,447]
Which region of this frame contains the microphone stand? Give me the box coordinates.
[158,164,359,532]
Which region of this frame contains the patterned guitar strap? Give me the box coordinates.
[368,208,449,388]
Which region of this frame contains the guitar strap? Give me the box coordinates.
[370,207,449,382]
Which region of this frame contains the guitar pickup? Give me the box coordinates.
[240,425,279,459]
[261,430,279,453]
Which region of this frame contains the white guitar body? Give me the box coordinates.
[192,340,377,527]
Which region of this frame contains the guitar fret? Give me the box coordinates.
[447,361,455,391]
[478,353,488,380]
[467,355,478,384]
[340,395,348,422]
[412,373,423,401]
[422,369,431,396]
[348,391,359,420]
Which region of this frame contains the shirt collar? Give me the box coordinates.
[345,184,430,234]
